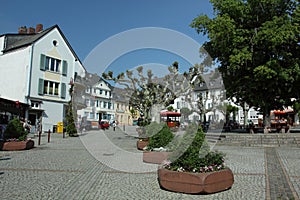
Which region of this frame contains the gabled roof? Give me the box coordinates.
[1,24,83,68]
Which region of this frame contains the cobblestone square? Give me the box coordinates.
[0,127,299,200]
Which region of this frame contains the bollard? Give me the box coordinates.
[123,124,125,131]
[63,131,65,138]
[48,129,51,143]
[38,131,41,145]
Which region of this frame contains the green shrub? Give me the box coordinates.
[4,118,27,141]
[164,123,226,173]
[146,122,174,151]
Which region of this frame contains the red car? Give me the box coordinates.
[99,120,110,130]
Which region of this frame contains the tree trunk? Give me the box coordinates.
[263,109,271,134]
[243,103,249,129]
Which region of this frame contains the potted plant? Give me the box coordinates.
[142,122,174,164]
[0,118,34,151]
[136,125,149,150]
[158,123,234,194]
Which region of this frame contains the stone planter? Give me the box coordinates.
[136,138,149,150]
[0,140,35,151]
[143,151,171,164]
[158,167,234,194]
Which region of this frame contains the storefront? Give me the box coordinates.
[0,97,29,133]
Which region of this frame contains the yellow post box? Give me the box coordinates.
[57,122,64,133]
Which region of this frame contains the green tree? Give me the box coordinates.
[180,107,192,120]
[191,0,300,126]
[66,83,78,137]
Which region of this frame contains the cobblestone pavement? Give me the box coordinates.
[0,127,299,200]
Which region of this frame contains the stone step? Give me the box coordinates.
[216,133,300,147]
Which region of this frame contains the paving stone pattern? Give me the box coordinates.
[0,127,299,200]
[265,147,297,199]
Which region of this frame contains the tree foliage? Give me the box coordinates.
[66,84,78,137]
[103,62,193,124]
[4,118,27,141]
[191,0,300,122]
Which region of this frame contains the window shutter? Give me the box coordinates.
[38,78,44,95]
[62,60,68,76]
[40,54,46,71]
[61,83,66,99]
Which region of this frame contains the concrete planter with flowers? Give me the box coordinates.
[157,123,234,194]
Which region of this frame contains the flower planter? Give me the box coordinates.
[143,151,171,164]
[0,140,35,151]
[158,167,234,194]
[136,138,149,150]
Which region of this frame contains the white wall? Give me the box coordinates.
[30,28,76,102]
[0,46,30,103]
[41,100,64,132]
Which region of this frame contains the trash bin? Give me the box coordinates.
[57,122,64,133]
[53,125,57,133]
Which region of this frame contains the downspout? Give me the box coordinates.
[25,44,34,119]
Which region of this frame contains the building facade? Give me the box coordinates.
[77,76,115,127]
[0,24,86,133]
[111,87,133,126]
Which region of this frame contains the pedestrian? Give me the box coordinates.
[113,121,116,131]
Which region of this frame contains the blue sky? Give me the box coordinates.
[1,0,214,75]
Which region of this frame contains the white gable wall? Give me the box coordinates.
[29,28,82,131]
[31,28,75,101]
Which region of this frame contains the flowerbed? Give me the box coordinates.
[156,123,234,194]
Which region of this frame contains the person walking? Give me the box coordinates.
[113,121,116,131]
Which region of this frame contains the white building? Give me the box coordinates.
[0,24,86,132]
[77,75,115,127]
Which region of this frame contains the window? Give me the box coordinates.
[100,90,103,94]
[105,91,108,96]
[45,57,60,72]
[31,102,40,108]
[43,80,59,96]
[90,100,94,107]
[89,112,94,119]
[40,54,67,76]
[85,99,90,106]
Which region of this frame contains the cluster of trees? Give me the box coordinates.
[191,0,300,125]
[102,0,300,128]
[102,62,206,125]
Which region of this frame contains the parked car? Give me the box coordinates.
[99,120,110,130]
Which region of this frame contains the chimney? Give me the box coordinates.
[27,27,35,34]
[18,26,27,34]
[36,24,43,33]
